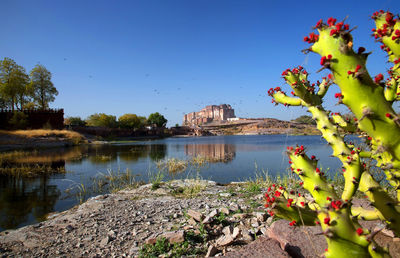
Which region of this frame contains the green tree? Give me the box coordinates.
[86,113,117,128]
[0,58,30,111]
[29,64,58,109]
[292,115,316,125]
[147,112,167,128]
[65,116,86,126]
[118,114,146,129]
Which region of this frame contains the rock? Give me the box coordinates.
[251,221,260,228]
[202,216,213,224]
[108,230,117,239]
[209,209,219,217]
[188,217,197,225]
[241,229,254,241]
[216,234,234,247]
[229,203,240,211]
[232,213,247,220]
[162,231,185,244]
[254,212,267,222]
[100,236,111,247]
[220,193,232,197]
[220,207,230,215]
[222,225,233,236]
[223,236,290,258]
[206,245,219,257]
[267,219,326,258]
[187,209,203,222]
[232,227,240,239]
[260,227,268,235]
[145,237,157,245]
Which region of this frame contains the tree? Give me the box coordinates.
[147,112,167,128]
[292,115,316,125]
[64,116,86,126]
[86,113,117,128]
[29,64,58,109]
[118,114,146,129]
[0,58,30,111]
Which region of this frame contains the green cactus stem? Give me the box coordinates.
[308,14,400,164]
[359,171,400,234]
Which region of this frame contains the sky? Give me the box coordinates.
[1,0,399,126]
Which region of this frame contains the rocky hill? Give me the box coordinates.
[200,118,319,136]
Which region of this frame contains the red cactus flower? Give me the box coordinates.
[300,201,305,207]
[374,73,384,84]
[289,220,296,226]
[274,191,281,197]
[334,93,343,99]
[327,17,337,26]
[323,217,330,225]
[287,198,294,207]
[315,19,323,28]
[356,228,363,236]
[386,113,392,118]
[326,196,332,201]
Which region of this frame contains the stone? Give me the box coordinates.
[232,213,247,220]
[232,227,240,239]
[222,236,290,258]
[188,217,197,226]
[220,207,230,215]
[241,229,254,241]
[220,193,232,197]
[100,236,111,247]
[222,225,233,236]
[187,209,203,222]
[206,245,219,257]
[107,230,117,239]
[145,237,157,245]
[267,219,326,258]
[254,212,267,222]
[162,231,185,244]
[229,203,240,211]
[203,209,218,224]
[260,227,268,235]
[209,209,219,217]
[216,234,234,247]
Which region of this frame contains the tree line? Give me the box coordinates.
[0,57,58,111]
[65,112,168,129]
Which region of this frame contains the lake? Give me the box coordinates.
[0,135,354,231]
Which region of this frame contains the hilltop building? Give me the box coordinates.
[183,104,236,126]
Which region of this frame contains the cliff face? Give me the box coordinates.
[183,104,236,126]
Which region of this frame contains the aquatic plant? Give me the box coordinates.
[267,11,400,257]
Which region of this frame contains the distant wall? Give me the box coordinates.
[0,109,64,130]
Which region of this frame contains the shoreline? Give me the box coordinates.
[0,179,397,257]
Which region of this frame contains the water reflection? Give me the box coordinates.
[0,175,61,230]
[185,144,236,163]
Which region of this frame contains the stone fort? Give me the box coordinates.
[183,104,236,126]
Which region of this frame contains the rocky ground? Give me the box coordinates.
[0,180,399,257]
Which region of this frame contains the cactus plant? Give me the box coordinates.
[266,10,400,258]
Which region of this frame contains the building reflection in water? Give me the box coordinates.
[184,144,236,163]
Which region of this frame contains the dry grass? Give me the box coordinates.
[0,129,86,144]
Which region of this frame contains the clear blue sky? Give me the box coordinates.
[1,0,399,126]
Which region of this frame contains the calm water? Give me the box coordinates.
[0,135,355,231]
